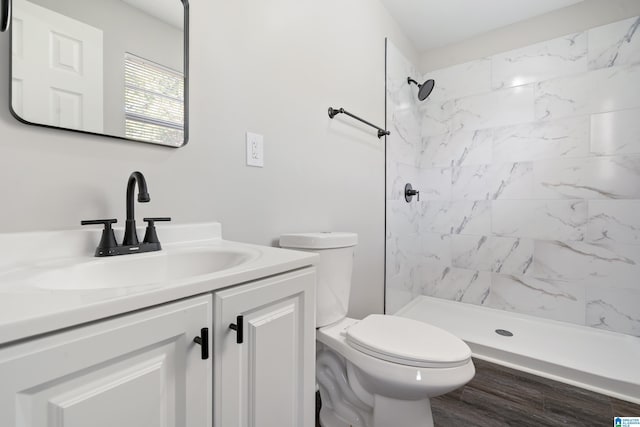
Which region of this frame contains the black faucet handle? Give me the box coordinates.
[143,217,171,244]
[81,219,117,226]
[81,219,119,255]
[143,217,172,224]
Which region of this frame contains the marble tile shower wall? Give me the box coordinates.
[385,17,640,336]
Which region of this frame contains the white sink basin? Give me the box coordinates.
[35,247,258,290]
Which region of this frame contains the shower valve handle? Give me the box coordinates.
[404,183,420,202]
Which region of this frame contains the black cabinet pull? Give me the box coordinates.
[193,327,209,360]
[229,315,244,344]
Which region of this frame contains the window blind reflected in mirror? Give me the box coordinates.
[124,53,184,147]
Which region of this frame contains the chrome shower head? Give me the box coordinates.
[407,77,435,101]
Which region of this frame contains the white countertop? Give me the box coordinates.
[0,223,317,346]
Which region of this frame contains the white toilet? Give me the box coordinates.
[280,232,475,427]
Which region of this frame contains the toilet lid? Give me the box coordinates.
[346,315,471,368]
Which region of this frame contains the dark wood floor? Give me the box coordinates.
[316,358,640,426]
[431,358,640,427]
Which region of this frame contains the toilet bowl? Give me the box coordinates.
[279,232,475,427]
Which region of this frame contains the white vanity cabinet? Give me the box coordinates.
[213,268,316,427]
[0,295,212,427]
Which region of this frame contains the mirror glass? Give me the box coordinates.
[10,0,188,147]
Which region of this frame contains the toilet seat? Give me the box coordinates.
[345,315,471,368]
[317,316,476,402]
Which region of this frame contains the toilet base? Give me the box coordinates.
[373,395,433,427]
[318,394,434,427]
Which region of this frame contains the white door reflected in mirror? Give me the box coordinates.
[12,0,103,133]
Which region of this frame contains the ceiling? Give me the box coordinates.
[120,0,184,30]
[379,0,584,52]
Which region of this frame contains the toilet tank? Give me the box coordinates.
[279,232,358,328]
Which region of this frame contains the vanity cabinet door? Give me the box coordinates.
[0,295,212,427]
[214,268,316,427]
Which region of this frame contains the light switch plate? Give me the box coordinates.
[246,132,264,167]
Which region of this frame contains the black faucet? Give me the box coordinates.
[123,171,150,246]
[81,171,171,257]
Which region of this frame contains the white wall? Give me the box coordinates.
[0,0,417,319]
[420,0,640,72]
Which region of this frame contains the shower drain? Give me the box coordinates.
[495,329,514,337]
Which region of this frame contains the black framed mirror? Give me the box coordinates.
[1,0,10,32]
[9,0,189,147]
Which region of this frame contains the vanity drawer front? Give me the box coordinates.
[0,295,212,427]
